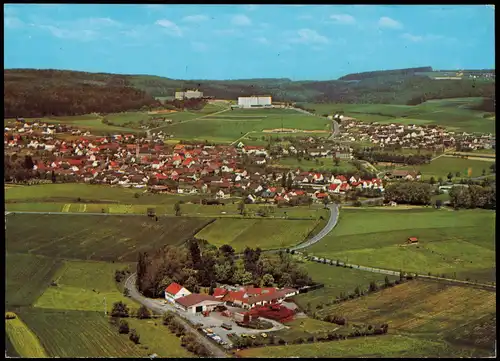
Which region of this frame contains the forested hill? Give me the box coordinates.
[338,67,433,81]
[4,68,496,118]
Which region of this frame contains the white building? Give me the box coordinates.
[175,294,224,313]
[175,90,204,100]
[237,96,272,108]
[164,282,192,303]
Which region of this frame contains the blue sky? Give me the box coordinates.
[4,4,495,80]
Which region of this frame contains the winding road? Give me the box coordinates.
[291,203,339,250]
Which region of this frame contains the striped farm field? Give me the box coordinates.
[6,253,62,310]
[6,213,213,261]
[17,308,145,358]
[5,315,48,358]
[195,218,317,252]
[34,260,137,313]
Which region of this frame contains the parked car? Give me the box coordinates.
[221,323,233,330]
[250,335,256,339]
[206,328,214,334]
[261,333,267,338]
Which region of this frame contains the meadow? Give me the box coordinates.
[293,262,398,310]
[237,334,481,358]
[399,156,494,180]
[34,260,137,312]
[6,214,213,261]
[302,98,495,134]
[307,208,495,282]
[160,108,331,143]
[195,218,318,252]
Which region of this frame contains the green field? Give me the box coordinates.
[293,262,398,310]
[6,253,63,310]
[274,157,357,172]
[159,108,331,143]
[5,315,48,358]
[6,214,212,261]
[399,156,494,180]
[307,208,495,282]
[195,218,318,252]
[237,334,481,358]
[16,308,145,358]
[303,98,495,134]
[34,260,137,312]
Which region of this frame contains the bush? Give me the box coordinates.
[123,288,130,297]
[5,312,16,320]
[111,301,129,318]
[163,311,175,325]
[136,305,151,319]
[119,320,130,334]
[129,329,140,344]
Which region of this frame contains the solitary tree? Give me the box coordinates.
[322,196,330,208]
[238,201,245,215]
[447,172,453,181]
[111,301,129,318]
[129,329,140,344]
[119,320,130,334]
[174,202,181,216]
[136,305,151,319]
[429,177,436,185]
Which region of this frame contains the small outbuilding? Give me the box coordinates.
[407,237,419,244]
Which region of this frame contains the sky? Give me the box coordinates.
[4,4,495,80]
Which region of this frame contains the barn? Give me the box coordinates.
[175,294,224,314]
[175,90,204,100]
[237,96,272,108]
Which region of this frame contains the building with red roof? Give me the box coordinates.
[175,294,224,313]
[164,282,192,303]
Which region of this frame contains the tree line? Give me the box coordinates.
[353,149,432,165]
[384,182,433,205]
[136,240,312,298]
[449,184,496,210]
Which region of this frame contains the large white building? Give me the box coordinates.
[175,90,204,100]
[237,96,272,108]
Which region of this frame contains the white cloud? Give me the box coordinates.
[155,19,183,36]
[245,5,259,11]
[401,33,423,42]
[330,14,356,25]
[4,17,24,29]
[182,14,209,23]
[192,41,208,52]
[290,28,329,45]
[35,17,122,41]
[231,14,252,26]
[255,36,270,45]
[378,16,403,29]
[39,24,98,41]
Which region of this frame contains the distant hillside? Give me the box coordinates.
[338,66,433,81]
[4,68,496,117]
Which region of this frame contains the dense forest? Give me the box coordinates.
[4,69,161,118]
[4,68,496,117]
[338,66,433,81]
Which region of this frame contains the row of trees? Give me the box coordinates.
[163,312,211,357]
[449,185,496,210]
[136,241,313,298]
[384,182,433,205]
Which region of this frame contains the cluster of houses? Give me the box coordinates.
[4,120,387,203]
[164,282,298,314]
[337,119,495,151]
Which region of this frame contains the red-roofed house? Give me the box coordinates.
[164,282,191,303]
[175,294,224,313]
[213,288,228,299]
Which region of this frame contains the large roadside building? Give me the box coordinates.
[175,89,204,100]
[237,96,272,108]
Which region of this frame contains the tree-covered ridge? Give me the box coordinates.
[338,66,433,81]
[4,69,160,118]
[4,68,496,118]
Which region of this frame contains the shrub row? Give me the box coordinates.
[163,311,211,357]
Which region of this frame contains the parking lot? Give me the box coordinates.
[148,299,288,347]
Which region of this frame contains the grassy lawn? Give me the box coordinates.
[34,260,137,313]
[195,218,318,252]
[274,157,357,172]
[237,334,482,358]
[307,208,495,282]
[5,315,48,358]
[399,157,494,180]
[17,308,145,358]
[302,98,495,134]
[6,214,213,261]
[6,253,63,310]
[293,262,398,310]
